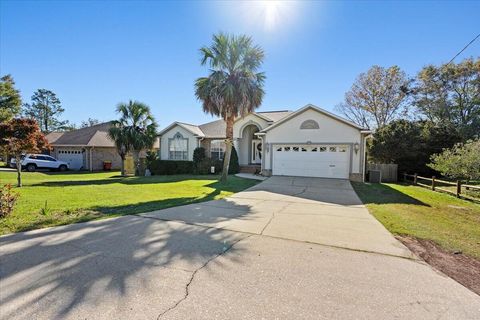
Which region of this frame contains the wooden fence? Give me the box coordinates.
[367,164,398,182]
[403,173,480,201]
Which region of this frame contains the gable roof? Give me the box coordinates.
[47,122,160,148]
[259,104,369,133]
[157,121,205,137]
[198,119,226,138]
[47,122,114,146]
[256,110,293,122]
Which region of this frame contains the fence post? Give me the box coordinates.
[403,172,407,182]
[413,173,417,185]
[431,176,435,191]
[456,181,461,198]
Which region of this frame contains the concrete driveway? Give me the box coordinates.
[1,177,479,319]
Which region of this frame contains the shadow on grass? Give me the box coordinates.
[351,182,429,206]
[0,190,253,319]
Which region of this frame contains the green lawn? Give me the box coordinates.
[352,182,480,259]
[0,171,258,235]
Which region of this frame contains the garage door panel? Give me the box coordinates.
[273,145,349,179]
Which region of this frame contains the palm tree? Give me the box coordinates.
[108,122,131,176]
[195,33,265,182]
[110,100,157,176]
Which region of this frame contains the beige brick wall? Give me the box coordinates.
[88,147,122,171]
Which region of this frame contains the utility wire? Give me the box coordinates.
[447,33,480,64]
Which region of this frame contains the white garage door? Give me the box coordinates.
[57,150,84,170]
[273,145,350,179]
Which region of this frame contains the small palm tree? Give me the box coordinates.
[110,100,157,176]
[195,33,265,182]
[108,122,131,176]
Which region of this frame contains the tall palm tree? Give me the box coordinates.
[195,33,265,182]
[110,100,157,176]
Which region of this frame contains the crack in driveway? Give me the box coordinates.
[156,234,252,319]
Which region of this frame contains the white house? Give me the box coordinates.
[158,104,371,181]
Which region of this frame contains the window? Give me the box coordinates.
[300,119,320,129]
[169,132,188,160]
[210,140,226,160]
[338,146,347,152]
[301,147,307,152]
[329,146,337,152]
[319,146,327,152]
[311,147,318,152]
[284,146,291,152]
[276,147,282,152]
[293,147,299,152]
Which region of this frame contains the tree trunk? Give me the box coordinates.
[220,115,235,183]
[120,155,125,177]
[15,154,22,187]
[133,150,140,176]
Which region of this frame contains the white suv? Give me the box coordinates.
[10,154,69,172]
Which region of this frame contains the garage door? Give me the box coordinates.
[57,150,84,170]
[272,145,350,179]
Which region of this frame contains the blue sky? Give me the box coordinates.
[1,0,479,128]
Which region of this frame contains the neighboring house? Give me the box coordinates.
[46,122,159,171]
[158,104,371,181]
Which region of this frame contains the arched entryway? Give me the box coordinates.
[238,123,262,165]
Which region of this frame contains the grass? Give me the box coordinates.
[0,171,258,235]
[352,182,480,259]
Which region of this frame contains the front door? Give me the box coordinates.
[251,139,262,164]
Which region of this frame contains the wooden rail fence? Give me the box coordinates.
[403,173,480,201]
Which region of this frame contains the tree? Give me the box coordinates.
[195,33,265,182]
[0,75,22,123]
[108,121,131,177]
[428,139,480,181]
[412,57,480,140]
[0,118,50,187]
[80,118,100,128]
[110,101,157,176]
[23,89,68,133]
[336,65,410,129]
[369,119,461,175]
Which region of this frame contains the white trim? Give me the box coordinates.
[234,112,272,124]
[260,104,368,133]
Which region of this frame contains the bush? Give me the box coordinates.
[228,146,240,174]
[428,139,480,181]
[145,150,158,168]
[194,158,215,175]
[193,147,206,164]
[148,160,194,175]
[1,184,19,218]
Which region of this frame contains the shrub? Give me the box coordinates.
[194,158,215,175]
[193,147,206,165]
[428,139,480,181]
[145,150,158,168]
[148,160,194,175]
[228,146,240,174]
[0,184,19,218]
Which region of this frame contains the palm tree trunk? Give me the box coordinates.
[133,150,140,176]
[120,155,125,176]
[220,115,235,183]
[15,154,22,187]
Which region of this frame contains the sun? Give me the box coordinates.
[259,0,287,30]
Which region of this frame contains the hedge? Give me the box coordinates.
[148,160,194,175]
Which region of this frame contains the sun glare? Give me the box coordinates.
[261,0,283,30]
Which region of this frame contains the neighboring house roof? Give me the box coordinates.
[259,104,369,133]
[157,121,206,137]
[46,122,160,148]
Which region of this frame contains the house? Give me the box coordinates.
[158,104,371,181]
[46,122,159,171]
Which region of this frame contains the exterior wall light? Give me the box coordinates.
[354,142,360,154]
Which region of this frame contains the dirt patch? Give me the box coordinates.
[397,235,480,296]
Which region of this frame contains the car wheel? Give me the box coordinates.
[58,165,68,172]
[26,164,36,172]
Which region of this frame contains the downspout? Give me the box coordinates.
[89,147,93,172]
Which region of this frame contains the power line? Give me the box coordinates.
[447,33,480,64]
